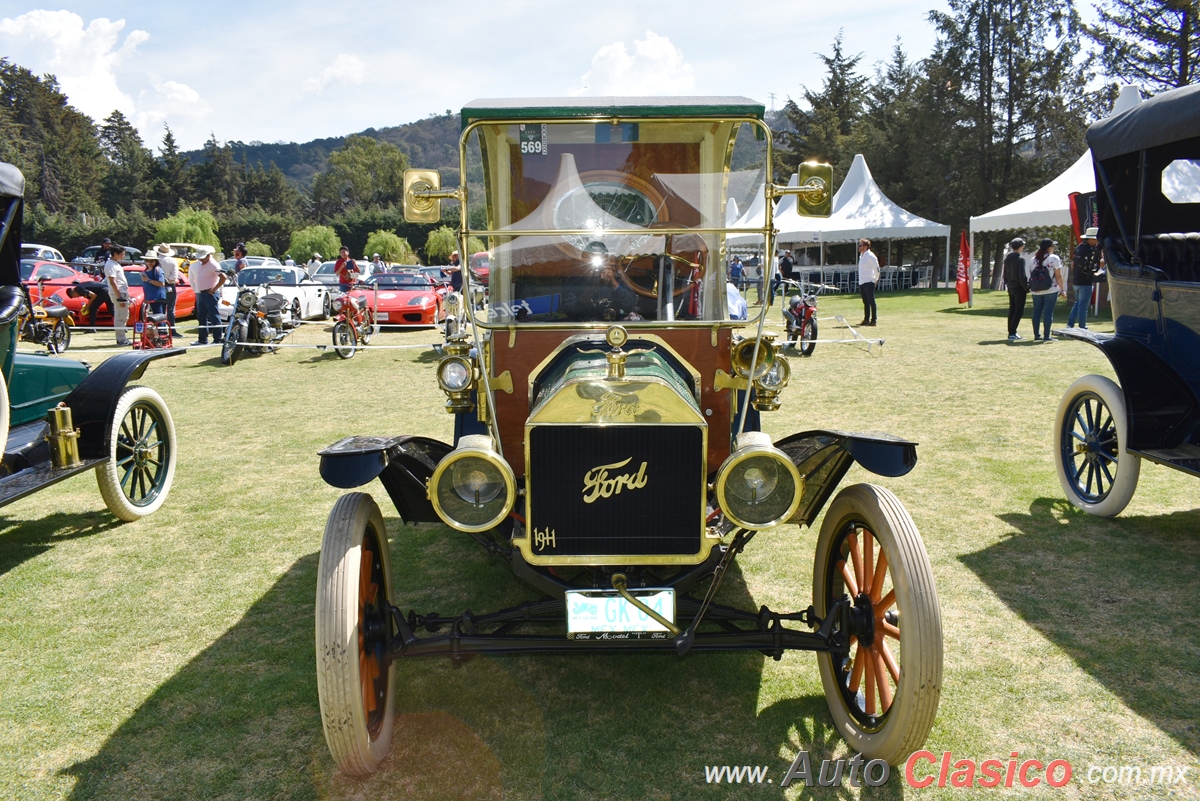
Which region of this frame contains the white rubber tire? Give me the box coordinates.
[0,369,9,457]
[316,493,396,776]
[814,484,942,765]
[1054,374,1140,518]
[96,385,177,522]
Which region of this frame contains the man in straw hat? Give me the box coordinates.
[154,244,181,336]
[1068,227,1102,330]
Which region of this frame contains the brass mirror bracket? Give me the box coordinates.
[772,161,833,218]
[404,169,462,223]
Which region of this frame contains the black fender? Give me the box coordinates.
[1059,329,1199,450]
[63,348,186,460]
[775,430,918,527]
[319,435,452,523]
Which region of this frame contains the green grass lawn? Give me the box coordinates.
[1,290,1198,800]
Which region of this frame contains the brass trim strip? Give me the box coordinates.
[611,574,681,635]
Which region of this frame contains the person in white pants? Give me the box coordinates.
[104,244,131,346]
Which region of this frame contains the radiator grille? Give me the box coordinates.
[527,425,704,556]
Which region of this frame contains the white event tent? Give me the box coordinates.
[730,156,951,279]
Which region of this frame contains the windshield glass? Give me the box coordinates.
[366,274,432,290]
[239,268,294,286]
[19,260,35,280]
[465,119,767,324]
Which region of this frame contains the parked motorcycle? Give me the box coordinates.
[781,279,819,357]
[330,286,375,359]
[221,286,296,365]
[134,306,173,350]
[17,279,73,353]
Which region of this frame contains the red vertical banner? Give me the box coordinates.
[956,230,970,304]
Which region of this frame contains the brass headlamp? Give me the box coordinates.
[752,356,791,411]
[437,340,476,413]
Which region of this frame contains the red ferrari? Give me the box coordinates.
[20,259,92,301]
[349,273,445,326]
[55,266,197,326]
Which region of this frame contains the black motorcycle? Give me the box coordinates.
[220,286,295,366]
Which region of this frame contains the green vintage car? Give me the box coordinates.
[315,98,943,775]
[1,163,180,519]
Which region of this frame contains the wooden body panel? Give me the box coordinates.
[489,326,735,475]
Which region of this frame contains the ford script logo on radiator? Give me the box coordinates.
[582,457,648,504]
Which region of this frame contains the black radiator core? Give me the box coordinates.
[527,425,704,556]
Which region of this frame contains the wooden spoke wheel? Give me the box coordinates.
[618,252,703,298]
[1055,374,1140,517]
[814,484,942,765]
[316,493,396,776]
[96,385,177,521]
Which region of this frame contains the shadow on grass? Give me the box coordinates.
[61,514,888,800]
[962,498,1200,756]
[0,511,123,578]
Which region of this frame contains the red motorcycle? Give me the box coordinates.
[330,287,375,359]
[781,279,819,356]
[134,306,173,350]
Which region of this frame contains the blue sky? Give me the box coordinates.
[1,1,953,152]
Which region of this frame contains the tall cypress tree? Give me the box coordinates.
[1087,0,1198,93]
[99,110,153,215]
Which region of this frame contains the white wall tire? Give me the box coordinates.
[95,385,177,522]
[1055,374,1140,518]
[814,483,942,765]
[0,369,9,456]
[316,493,396,776]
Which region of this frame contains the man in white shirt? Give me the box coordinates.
[857,238,881,326]
[104,244,131,345]
[155,244,181,337]
[190,248,226,345]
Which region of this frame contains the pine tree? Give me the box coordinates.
[1087,0,1198,93]
[99,110,153,215]
[150,125,192,216]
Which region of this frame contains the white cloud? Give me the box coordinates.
[135,80,213,144]
[574,31,695,96]
[0,10,146,122]
[304,54,367,94]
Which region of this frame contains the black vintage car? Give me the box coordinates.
[0,163,181,521]
[314,98,943,775]
[1055,84,1200,516]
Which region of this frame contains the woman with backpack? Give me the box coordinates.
[1029,238,1066,342]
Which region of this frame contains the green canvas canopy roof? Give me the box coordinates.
[461,96,764,128]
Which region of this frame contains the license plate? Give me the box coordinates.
[566,588,674,640]
[376,312,389,321]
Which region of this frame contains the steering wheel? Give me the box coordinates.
[617,252,704,298]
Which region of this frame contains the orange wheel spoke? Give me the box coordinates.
[871,550,888,603]
[880,620,901,640]
[863,649,876,715]
[876,589,895,614]
[838,560,859,597]
[848,532,864,592]
[879,640,900,684]
[871,647,893,711]
[848,646,865,693]
[862,531,874,597]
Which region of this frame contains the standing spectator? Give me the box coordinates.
[1029,238,1066,342]
[1068,227,1101,329]
[142,252,167,317]
[65,281,113,326]
[728,255,744,290]
[371,253,386,276]
[447,250,463,293]
[91,237,113,276]
[771,250,794,299]
[749,257,764,304]
[233,243,249,273]
[284,254,295,266]
[334,247,359,292]
[1003,238,1029,341]
[857,238,880,326]
[104,244,132,346]
[308,252,323,270]
[155,244,181,337]
[190,248,226,345]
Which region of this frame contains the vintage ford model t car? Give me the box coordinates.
[0,164,179,521]
[1055,84,1200,517]
[315,98,943,775]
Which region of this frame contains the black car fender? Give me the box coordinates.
[319,435,453,523]
[1058,328,1199,451]
[63,349,186,460]
[775,430,918,527]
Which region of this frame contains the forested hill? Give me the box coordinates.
[184,112,462,190]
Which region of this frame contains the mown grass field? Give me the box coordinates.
[1,288,1197,800]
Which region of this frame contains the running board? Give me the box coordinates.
[1129,444,1200,477]
[0,457,106,508]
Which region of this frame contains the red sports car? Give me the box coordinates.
[55,266,197,326]
[20,259,92,301]
[349,273,445,326]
